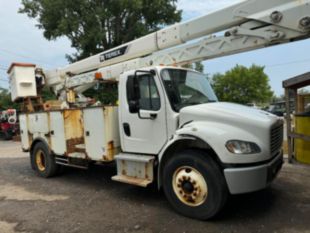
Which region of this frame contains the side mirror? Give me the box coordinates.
[128,100,139,113]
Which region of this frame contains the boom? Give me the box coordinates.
[44,0,310,95]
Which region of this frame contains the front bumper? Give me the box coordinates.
[224,152,283,194]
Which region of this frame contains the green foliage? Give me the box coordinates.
[40,87,57,101]
[299,88,310,94]
[0,87,56,110]
[20,0,182,62]
[182,62,204,73]
[211,65,274,104]
[271,94,285,103]
[194,62,204,73]
[84,82,118,105]
[0,88,19,110]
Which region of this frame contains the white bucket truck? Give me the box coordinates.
[8,0,310,219]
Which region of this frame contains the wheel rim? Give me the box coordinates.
[172,166,208,207]
[35,149,46,172]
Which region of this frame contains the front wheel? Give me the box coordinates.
[163,150,228,220]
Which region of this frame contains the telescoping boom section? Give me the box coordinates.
[44,0,310,94]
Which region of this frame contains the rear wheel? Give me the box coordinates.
[31,142,58,178]
[163,150,228,220]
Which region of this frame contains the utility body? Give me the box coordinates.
[8,0,310,219]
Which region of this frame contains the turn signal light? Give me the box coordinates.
[95,72,103,80]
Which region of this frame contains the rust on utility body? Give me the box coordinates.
[64,109,85,154]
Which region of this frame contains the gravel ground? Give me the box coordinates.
[0,140,309,233]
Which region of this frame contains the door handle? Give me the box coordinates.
[123,123,131,136]
[138,110,158,120]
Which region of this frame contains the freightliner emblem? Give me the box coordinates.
[99,45,128,62]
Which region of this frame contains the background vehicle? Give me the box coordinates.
[0,109,17,140]
[267,100,295,116]
[268,103,286,116]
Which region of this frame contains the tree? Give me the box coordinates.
[182,62,204,73]
[20,0,182,62]
[84,82,118,105]
[0,88,19,110]
[194,62,204,73]
[0,86,55,110]
[271,94,285,103]
[211,65,274,104]
[299,88,310,94]
[41,87,57,101]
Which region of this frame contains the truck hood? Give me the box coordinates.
[179,102,279,130]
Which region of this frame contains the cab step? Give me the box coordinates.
[112,175,152,187]
[111,153,155,187]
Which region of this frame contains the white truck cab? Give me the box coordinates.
[119,66,283,192]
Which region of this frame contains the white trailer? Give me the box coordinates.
[8,0,310,220]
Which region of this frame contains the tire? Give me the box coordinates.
[163,149,228,220]
[30,153,36,170]
[30,142,58,178]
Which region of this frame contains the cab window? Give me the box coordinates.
[138,75,160,111]
[127,74,160,111]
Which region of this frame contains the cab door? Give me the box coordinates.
[119,70,168,154]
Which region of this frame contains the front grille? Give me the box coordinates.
[270,122,284,155]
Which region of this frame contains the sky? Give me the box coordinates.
[0,0,310,96]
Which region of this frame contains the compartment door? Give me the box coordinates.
[50,112,66,155]
[19,114,29,150]
[83,108,105,161]
[28,113,49,134]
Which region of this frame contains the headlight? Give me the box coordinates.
[226,140,261,154]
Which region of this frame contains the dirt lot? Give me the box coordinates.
[0,141,309,233]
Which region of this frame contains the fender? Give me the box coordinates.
[157,120,269,188]
[175,121,269,164]
[157,133,219,189]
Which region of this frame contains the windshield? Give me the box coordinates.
[161,69,218,112]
